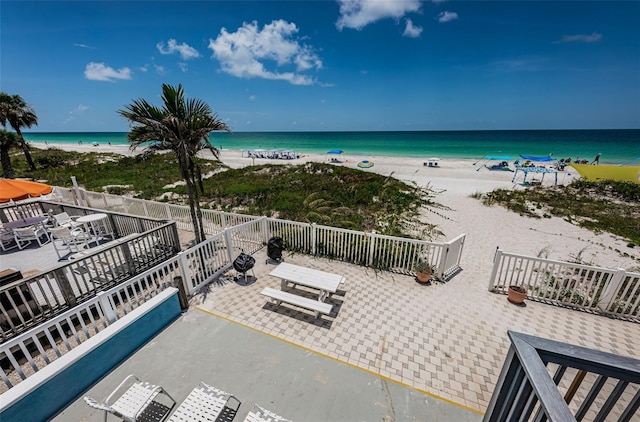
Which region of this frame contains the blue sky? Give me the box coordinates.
[2,0,639,132]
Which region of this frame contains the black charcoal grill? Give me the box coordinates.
[266,237,284,264]
[233,252,256,284]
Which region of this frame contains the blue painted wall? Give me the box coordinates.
[1,292,180,422]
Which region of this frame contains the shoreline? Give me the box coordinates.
[24,129,640,165]
[32,141,578,192]
[31,142,638,271]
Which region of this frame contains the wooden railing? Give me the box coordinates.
[484,331,640,421]
[0,203,181,341]
[489,249,640,322]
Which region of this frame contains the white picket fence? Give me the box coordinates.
[489,249,640,322]
[52,187,466,280]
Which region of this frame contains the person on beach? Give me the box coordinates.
[591,153,601,165]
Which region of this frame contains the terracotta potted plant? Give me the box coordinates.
[508,285,527,304]
[414,261,433,284]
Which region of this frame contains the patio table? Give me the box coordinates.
[2,216,47,229]
[269,262,345,302]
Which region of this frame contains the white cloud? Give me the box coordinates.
[178,62,188,72]
[208,20,322,86]
[249,95,256,101]
[139,65,149,72]
[336,0,422,30]
[403,19,423,38]
[157,39,201,60]
[438,11,458,23]
[84,62,132,82]
[553,32,602,44]
[73,43,94,49]
[63,104,88,124]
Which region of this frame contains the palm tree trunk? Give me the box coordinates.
[15,128,36,170]
[179,154,205,244]
[189,159,207,242]
[0,146,14,178]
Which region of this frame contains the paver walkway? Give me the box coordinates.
[195,250,640,412]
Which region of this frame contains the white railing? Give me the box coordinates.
[0,223,178,341]
[53,187,465,280]
[176,219,265,294]
[0,260,179,390]
[489,249,640,322]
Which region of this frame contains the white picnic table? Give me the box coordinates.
[269,262,345,302]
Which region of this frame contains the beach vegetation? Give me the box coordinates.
[479,180,640,245]
[117,83,231,244]
[0,92,38,171]
[15,149,435,238]
[0,129,20,178]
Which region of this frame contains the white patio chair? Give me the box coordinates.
[83,374,176,422]
[13,226,50,250]
[49,226,90,259]
[167,382,240,422]
[243,403,292,422]
[0,229,17,252]
[53,211,83,229]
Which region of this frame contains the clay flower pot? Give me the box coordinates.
[416,270,432,283]
[414,261,433,284]
[508,285,527,304]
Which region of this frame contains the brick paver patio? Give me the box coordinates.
[194,250,640,412]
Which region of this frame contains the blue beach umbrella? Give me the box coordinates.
[327,149,343,154]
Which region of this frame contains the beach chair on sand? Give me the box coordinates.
[168,382,241,422]
[243,403,292,422]
[83,374,176,422]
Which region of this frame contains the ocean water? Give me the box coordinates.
[23,130,640,164]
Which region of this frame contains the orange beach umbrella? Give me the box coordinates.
[0,179,53,203]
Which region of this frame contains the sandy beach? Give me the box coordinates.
[38,142,639,273]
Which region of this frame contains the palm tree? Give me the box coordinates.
[0,129,20,178]
[0,93,38,171]
[118,84,231,243]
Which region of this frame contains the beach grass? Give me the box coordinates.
[14,148,434,237]
[479,180,640,245]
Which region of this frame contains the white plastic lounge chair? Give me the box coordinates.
[53,211,83,229]
[168,382,240,422]
[83,374,176,422]
[13,226,50,249]
[0,229,17,251]
[243,403,292,422]
[49,226,90,258]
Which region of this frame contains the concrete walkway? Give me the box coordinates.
[56,308,482,421]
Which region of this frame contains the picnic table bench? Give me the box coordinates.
[260,287,333,318]
[261,263,345,318]
[268,262,345,301]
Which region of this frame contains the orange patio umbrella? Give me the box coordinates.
[0,178,53,203]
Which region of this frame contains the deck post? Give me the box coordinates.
[53,268,76,307]
[597,268,627,312]
[173,276,189,310]
[97,291,117,323]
